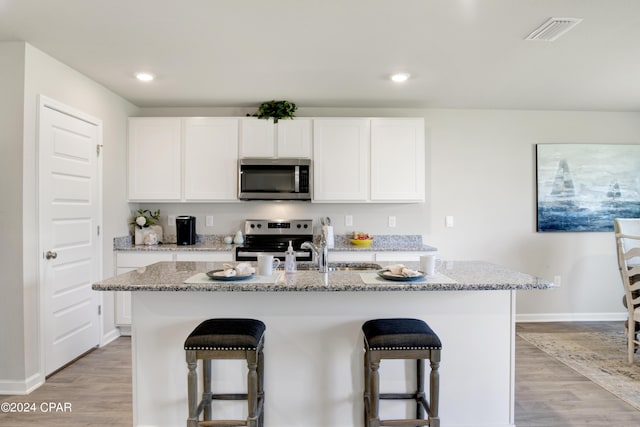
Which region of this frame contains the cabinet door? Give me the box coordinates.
[184,118,239,201]
[313,119,370,202]
[276,119,312,158]
[370,118,425,202]
[240,118,275,158]
[114,252,173,327]
[175,252,234,262]
[128,118,182,200]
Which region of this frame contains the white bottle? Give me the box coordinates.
[284,240,296,274]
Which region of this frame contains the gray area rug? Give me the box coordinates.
[518,330,640,411]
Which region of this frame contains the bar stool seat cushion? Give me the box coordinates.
[184,318,266,350]
[363,318,442,350]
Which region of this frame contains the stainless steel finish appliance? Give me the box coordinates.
[176,216,196,245]
[238,158,312,201]
[235,219,313,261]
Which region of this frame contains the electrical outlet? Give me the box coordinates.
[553,275,561,287]
[167,215,176,227]
[345,215,353,226]
[388,216,397,227]
[206,215,214,227]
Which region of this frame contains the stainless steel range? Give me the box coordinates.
[234,219,314,261]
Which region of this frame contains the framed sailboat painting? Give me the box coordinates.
[536,144,640,232]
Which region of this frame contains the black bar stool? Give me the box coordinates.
[362,318,442,427]
[185,318,265,427]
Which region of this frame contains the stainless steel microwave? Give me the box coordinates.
[238,158,312,201]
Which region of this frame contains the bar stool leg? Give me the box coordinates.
[247,351,258,427]
[186,351,198,427]
[257,348,265,427]
[363,348,371,427]
[203,359,213,421]
[430,350,441,427]
[369,357,381,427]
[416,358,425,420]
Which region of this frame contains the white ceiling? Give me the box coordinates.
[1,0,639,111]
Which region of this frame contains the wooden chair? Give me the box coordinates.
[363,318,441,427]
[185,318,265,427]
[614,219,640,364]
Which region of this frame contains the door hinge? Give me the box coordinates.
[98,305,102,315]
[96,144,103,156]
[97,225,100,236]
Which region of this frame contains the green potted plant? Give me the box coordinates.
[253,100,297,123]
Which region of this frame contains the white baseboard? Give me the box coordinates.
[517,312,627,323]
[100,328,121,347]
[0,372,44,395]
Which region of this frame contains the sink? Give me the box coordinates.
[294,262,381,271]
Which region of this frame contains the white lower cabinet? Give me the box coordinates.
[328,251,424,263]
[114,251,233,331]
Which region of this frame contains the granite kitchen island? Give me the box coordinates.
[93,260,552,427]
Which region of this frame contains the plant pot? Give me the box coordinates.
[135,225,163,245]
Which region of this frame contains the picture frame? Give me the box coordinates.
[536,144,640,232]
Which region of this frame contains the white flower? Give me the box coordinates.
[135,216,146,227]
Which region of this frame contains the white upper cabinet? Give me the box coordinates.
[370,118,425,202]
[240,118,274,158]
[128,118,182,201]
[276,119,312,158]
[239,118,312,158]
[184,118,239,201]
[313,118,370,202]
[128,117,239,202]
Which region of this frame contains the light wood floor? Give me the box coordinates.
[2,322,640,426]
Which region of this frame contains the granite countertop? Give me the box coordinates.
[114,234,437,253]
[92,260,553,292]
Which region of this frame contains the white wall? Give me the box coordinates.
[0,42,138,393]
[0,42,27,387]
[137,107,640,321]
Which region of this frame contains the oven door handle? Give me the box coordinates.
[236,250,284,258]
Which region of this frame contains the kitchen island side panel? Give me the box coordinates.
[131,290,515,427]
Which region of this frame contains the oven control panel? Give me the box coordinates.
[244,219,313,236]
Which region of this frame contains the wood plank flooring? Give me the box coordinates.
[516,321,640,426]
[2,322,640,426]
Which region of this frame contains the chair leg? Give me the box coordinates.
[247,351,259,427]
[257,348,265,427]
[186,351,198,427]
[416,358,425,421]
[203,359,213,420]
[629,326,635,364]
[369,357,381,427]
[429,351,441,427]
[363,348,371,427]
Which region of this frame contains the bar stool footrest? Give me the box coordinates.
[198,420,248,427]
[380,419,430,427]
[211,393,249,400]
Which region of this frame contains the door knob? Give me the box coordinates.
[46,251,58,260]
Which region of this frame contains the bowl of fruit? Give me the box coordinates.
[350,232,374,247]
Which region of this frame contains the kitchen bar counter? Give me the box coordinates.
[93,260,551,427]
[93,260,551,292]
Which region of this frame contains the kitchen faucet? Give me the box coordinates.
[301,231,328,273]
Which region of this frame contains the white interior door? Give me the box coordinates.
[39,98,102,375]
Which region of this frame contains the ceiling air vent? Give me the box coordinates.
[525,17,582,41]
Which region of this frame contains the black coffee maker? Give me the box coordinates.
[176,216,196,245]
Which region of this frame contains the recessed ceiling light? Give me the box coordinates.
[390,73,410,83]
[135,72,155,82]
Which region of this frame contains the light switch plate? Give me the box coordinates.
[345,215,353,226]
[388,216,397,227]
[206,215,214,227]
[168,215,176,227]
[445,216,454,228]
